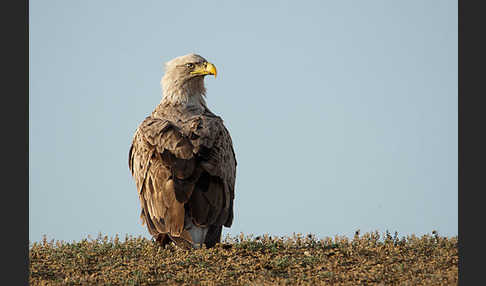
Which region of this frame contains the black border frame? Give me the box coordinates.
[4,0,29,284]
[458,0,481,284]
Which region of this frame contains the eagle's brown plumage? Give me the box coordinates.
[128,54,236,249]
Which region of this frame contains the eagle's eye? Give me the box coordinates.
[186,63,195,69]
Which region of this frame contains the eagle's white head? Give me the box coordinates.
[160,53,217,107]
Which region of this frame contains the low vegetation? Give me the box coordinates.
[29,231,457,285]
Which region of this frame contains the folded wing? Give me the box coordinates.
[128,113,236,247]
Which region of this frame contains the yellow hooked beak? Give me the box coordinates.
[190,62,217,78]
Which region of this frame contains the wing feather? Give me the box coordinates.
[129,110,236,247]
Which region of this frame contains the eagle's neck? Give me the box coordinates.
[161,76,207,109]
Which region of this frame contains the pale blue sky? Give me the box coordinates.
[29,0,457,243]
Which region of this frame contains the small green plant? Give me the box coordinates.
[30,231,458,285]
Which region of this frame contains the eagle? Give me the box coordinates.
[128,54,237,249]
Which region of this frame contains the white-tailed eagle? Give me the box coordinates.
[128,54,237,249]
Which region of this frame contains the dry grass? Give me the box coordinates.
[29,231,457,285]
